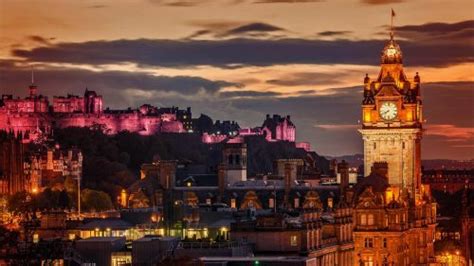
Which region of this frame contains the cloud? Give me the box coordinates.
[186,22,286,39]
[425,124,474,140]
[360,0,405,5]
[219,90,281,98]
[0,60,240,107]
[314,124,359,130]
[223,22,285,36]
[149,0,211,7]
[266,72,343,86]
[395,20,474,43]
[27,35,55,45]
[396,20,474,34]
[87,4,108,8]
[13,19,473,68]
[317,31,352,37]
[253,0,323,3]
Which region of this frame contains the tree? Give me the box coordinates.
[81,189,114,212]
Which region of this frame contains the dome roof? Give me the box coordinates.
[381,37,403,64]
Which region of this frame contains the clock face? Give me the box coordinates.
[379,102,398,121]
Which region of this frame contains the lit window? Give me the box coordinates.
[269,198,275,209]
[360,214,367,225]
[231,198,236,209]
[364,238,373,248]
[367,214,374,225]
[290,235,298,246]
[294,198,300,208]
[33,234,39,243]
[206,198,212,205]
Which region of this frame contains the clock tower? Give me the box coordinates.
[359,33,423,197]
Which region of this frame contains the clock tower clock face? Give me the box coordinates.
[379,102,398,121]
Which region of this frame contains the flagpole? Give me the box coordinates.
[390,9,395,39]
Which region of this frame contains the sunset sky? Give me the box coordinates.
[0,0,473,159]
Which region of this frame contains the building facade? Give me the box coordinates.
[352,33,437,265]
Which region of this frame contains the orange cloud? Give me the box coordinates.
[425,124,474,140]
[314,124,359,130]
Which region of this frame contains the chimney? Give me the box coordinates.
[337,160,349,193]
[284,162,293,208]
[217,164,226,203]
[372,161,388,180]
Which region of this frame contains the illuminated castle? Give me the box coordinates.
[0,82,186,141]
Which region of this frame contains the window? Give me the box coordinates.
[235,155,240,164]
[294,198,300,208]
[364,238,373,248]
[360,214,367,225]
[383,238,387,248]
[290,235,298,246]
[230,198,236,209]
[367,214,374,225]
[364,256,374,266]
[228,155,233,165]
[269,198,275,209]
[206,198,212,205]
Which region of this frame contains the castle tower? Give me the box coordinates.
[222,141,247,186]
[359,30,423,197]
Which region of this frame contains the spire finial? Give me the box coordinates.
[390,8,396,40]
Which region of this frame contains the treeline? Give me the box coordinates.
[45,127,329,209]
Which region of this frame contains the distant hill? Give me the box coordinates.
[326,154,474,170]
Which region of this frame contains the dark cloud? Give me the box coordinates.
[360,0,405,5]
[186,30,213,39]
[223,22,285,36]
[149,0,210,7]
[87,4,108,8]
[219,90,281,98]
[395,20,474,43]
[266,72,343,86]
[396,20,474,34]
[27,35,55,45]
[253,0,323,3]
[0,60,240,107]
[317,31,352,37]
[13,33,473,68]
[186,22,285,39]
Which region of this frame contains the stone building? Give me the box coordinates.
[351,31,437,265]
[25,146,83,191]
[0,131,26,194]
